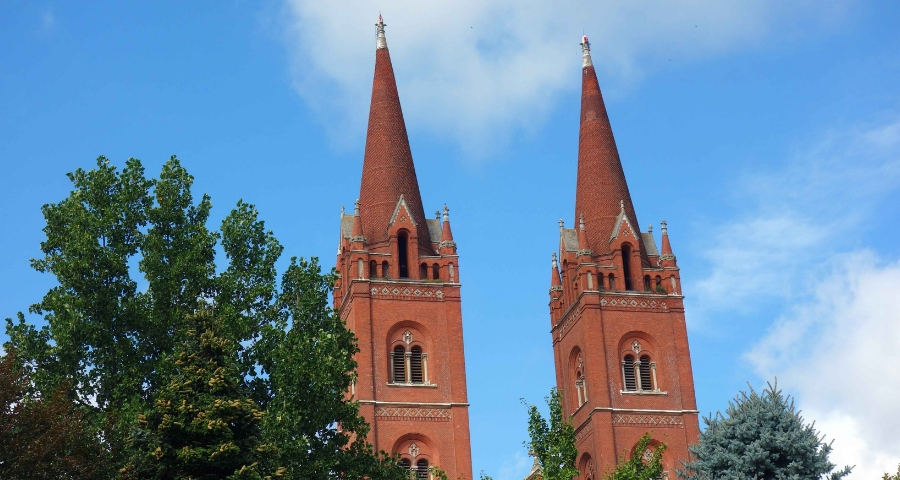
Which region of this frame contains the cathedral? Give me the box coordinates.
[333,17,699,480]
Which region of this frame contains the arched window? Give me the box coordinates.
[622,355,637,391]
[622,244,633,290]
[392,345,406,383]
[399,458,411,471]
[655,275,663,293]
[398,231,409,278]
[608,274,616,290]
[381,261,389,278]
[643,275,651,291]
[370,260,378,279]
[639,355,654,391]
[415,459,429,479]
[419,262,428,280]
[432,263,440,280]
[410,346,423,384]
[639,355,659,392]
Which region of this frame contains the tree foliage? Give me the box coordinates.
[602,433,665,480]
[679,381,852,480]
[523,388,579,480]
[0,349,107,480]
[4,156,405,479]
[122,309,272,479]
[884,464,900,480]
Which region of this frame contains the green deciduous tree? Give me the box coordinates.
[602,433,664,480]
[679,381,852,480]
[4,156,405,479]
[883,464,900,480]
[523,388,579,480]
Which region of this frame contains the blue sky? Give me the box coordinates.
[2,1,899,478]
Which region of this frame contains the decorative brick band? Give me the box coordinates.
[370,286,444,300]
[375,407,452,421]
[612,413,684,428]
[600,297,667,309]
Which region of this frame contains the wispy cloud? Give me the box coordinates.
[687,114,900,478]
[278,0,850,157]
[693,119,900,310]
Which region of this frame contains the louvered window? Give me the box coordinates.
[639,355,653,391]
[622,355,636,391]
[393,346,406,383]
[416,460,429,479]
[410,347,423,383]
[399,459,411,471]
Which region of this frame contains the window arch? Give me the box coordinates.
[655,275,663,293]
[608,273,616,290]
[643,275,651,291]
[370,260,378,278]
[399,458,411,470]
[622,355,637,391]
[432,263,440,280]
[381,260,389,278]
[388,326,431,386]
[419,262,428,280]
[392,345,406,383]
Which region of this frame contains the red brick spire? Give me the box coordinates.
[574,35,644,256]
[359,16,432,252]
[439,204,457,255]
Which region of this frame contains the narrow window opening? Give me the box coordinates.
[643,275,651,291]
[381,261,389,279]
[608,274,616,290]
[419,262,428,280]
[622,355,636,391]
[410,346,423,383]
[415,459,429,480]
[639,355,653,391]
[398,231,409,278]
[369,260,378,278]
[392,346,406,383]
[432,263,440,280]
[399,459,411,471]
[622,244,634,290]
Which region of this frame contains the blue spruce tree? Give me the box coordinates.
[679,381,852,480]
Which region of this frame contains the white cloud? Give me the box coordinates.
[279,0,849,157]
[691,117,900,477]
[693,119,900,310]
[747,252,900,479]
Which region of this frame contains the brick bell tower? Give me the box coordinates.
[333,16,473,480]
[547,36,700,479]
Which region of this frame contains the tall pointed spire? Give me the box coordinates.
[358,15,432,252]
[574,35,644,257]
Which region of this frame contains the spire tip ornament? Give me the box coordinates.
[580,34,592,68]
[376,13,387,49]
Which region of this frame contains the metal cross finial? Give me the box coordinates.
[436,210,441,220]
[648,224,653,234]
[558,219,564,230]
